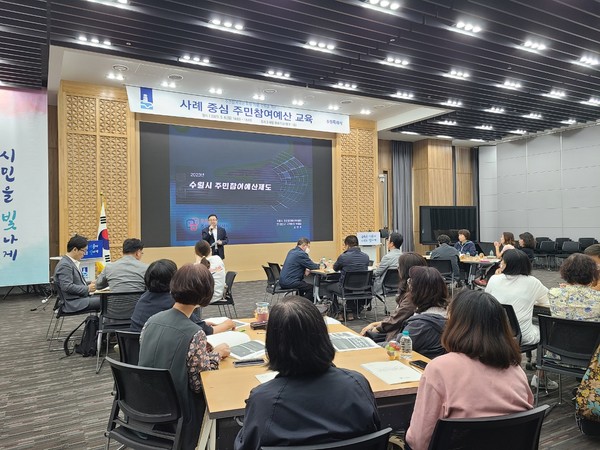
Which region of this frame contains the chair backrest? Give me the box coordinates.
[539,240,556,253]
[501,304,522,345]
[578,237,598,250]
[381,269,400,295]
[268,262,282,280]
[555,237,571,249]
[114,330,141,365]
[427,258,453,276]
[561,241,581,254]
[223,271,237,302]
[427,405,549,450]
[534,237,551,250]
[261,427,392,450]
[263,265,277,285]
[106,357,183,445]
[100,291,145,320]
[538,315,600,367]
[340,270,373,294]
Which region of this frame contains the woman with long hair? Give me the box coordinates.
[494,231,516,258]
[405,290,533,450]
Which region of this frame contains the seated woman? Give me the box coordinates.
[584,244,600,291]
[195,239,226,303]
[405,290,533,450]
[139,264,230,450]
[391,266,448,359]
[549,253,600,321]
[234,296,381,450]
[130,259,235,334]
[494,231,516,258]
[453,228,477,256]
[518,232,536,262]
[485,249,549,346]
[360,252,428,342]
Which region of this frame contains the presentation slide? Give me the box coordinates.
[140,123,333,247]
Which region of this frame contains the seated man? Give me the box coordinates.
[95,238,148,292]
[430,234,460,281]
[328,235,370,319]
[130,259,235,335]
[53,234,100,313]
[278,237,319,300]
[373,232,403,296]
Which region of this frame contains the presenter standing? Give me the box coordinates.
[201,214,228,259]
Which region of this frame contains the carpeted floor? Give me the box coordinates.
[0,268,598,449]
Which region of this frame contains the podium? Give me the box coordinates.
[357,231,381,263]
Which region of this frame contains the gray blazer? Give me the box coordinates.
[95,255,148,293]
[53,256,92,313]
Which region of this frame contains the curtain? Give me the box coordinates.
[471,147,480,240]
[392,141,414,251]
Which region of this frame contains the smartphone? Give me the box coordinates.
[233,359,265,368]
[409,360,428,370]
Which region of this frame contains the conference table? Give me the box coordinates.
[197,320,427,450]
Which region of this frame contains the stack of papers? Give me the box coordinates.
[362,361,422,384]
[206,330,265,360]
[329,332,379,352]
[205,316,248,328]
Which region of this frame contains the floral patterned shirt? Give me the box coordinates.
[548,284,600,322]
[187,330,221,393]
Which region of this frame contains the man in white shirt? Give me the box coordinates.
[372,232,403,295]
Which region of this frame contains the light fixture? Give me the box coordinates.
[292,100,304,106]
[333,81,358,91]
[470,138,486,142]
[510,129,527,135]
[209,88,223,95]
[523,112,542,119]
[91,37,100,44]
[179,55,210,66]
[581,97,600,106]
[500,80,522,90]
[78,35,87,42]
[401,131,419,135]
[208,18,244,33]
[382,56,410,68]
[161,81,176,88]
[363,0,400,11]
[305,40,335,52]
[391,91,414,99]
[521,40,546,52]
[106,72,124,81]
[577,55,599,67]
[76,34,112,47]
[264,70,291,79]
[253,94,265,101]
[543,89,566,99]
[360,109,372,115]
[438,120,457,126]
[560,118,576,125]
[485,106,505,113]
[328,105,339,111]
[475,124,493,130]
[441,99,463,107]
[436,135,453,139]
[86,0,128,6]
[444,69,470,79]
[454,21,482,34]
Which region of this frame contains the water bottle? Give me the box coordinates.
[489,250,494,257]
[399,330,412,360]
[320,257,326,269]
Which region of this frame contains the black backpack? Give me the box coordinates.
[63,315,99,357]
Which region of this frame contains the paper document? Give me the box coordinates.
[324,316,341,325]
[206,330,251,347]
[204,317,248,328]
[207,330,266,360]
[256,371,278,384]
[362,361,422,384]
[329,332,379,352]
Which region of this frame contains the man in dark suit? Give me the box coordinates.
[53,234,101,313]
[279,237,319,300]
[201,214,229,259]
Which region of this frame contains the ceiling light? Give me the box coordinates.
[470,139,486,142]
[179,55,210,66]
[234,23,244,30]
[363,0,400,11]
[76,34,112,47]
[223,21,232,28]
[91,37,100,44]
[485,106,505,114]
[292,100,304,106]
[444,69,470,79]
[252,94,265,101]
[475,125,493,130]
[160,81,176,89]
[360,109,372,115]
[436,135,453,139]
[264,70,290,79]
[438,120,457,126]
[334,82,358,91]
[521,40,546,52]
[209,88,223,95]
[208,18,244,33]
[211,19,221,25]
[577,55,599,67]
[78,35,88,42]
[542,89,566,99]
[441,99,463,107]
[305,40,336,53]
[86,0,128,6]
[328,105,339,111]
[560,118,577,125]
[500,80,522,90]
[382,56,409,68]
[510,129,527,135]
[581,97,600,106]
[523,112,542,119]
[401,131,419,135]
[103,39,111,46]
[391,91,414,99]
[453,21,481,34]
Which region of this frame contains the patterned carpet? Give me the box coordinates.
[0,270,598,449]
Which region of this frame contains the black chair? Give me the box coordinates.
[105,357,184,450]
[555,241,581,265]
[427,258,455,296]
[267,262,283,280]
[374,269,398,316]
[261,427,392,450]
[331,270,373,323]
[578,237,598,251]
[114,330,141,366]
[210,271,239,318]
[537,240,557,270]
[427,405,549,450]
[502,304,537,370]
[263,265,297,303]
[533,237,551,268]
[96,291,144,373]
[535,315,600,407]
[554,237,572,252]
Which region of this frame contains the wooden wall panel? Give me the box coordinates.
[455,147,473,206]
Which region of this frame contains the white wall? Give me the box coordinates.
[478,125,600,242]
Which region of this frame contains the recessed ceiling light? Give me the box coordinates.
[543,89,566,99]
[453,21,481,34]
[91,37,100,44]
[581,97,600,106]
[560,118,577,125]
[208,18,244,33]
[510,129,527,135]
[179,55,210,66]
[475,125,493,130]
[391,91,414,99]
[209,88,223,95]
[161,81,176,88]
[382,56,409,68]
[103,39,111,46]
[305,40,336,53]
[292,100,304,106]
[333,82,357,91]
[252,94,265,101]
[340,100,353,105]
[263,88,277,94]
[401,131,419,135]
[444,70,470,79]
[360,109,372,115]
[328,105,339,111]
[470,139,486,142]
[78,35,88,42]
[364,0,400,11]
[436,135,453,139]
[264,70,290,79]
[485,106,505,113]
[500,80,522,90]
[441,99,463,107]
[520,40,546,52]
[112,64,128,72]
[438,120,457,125]
[577,55,599,67]
[523,112,542,119]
